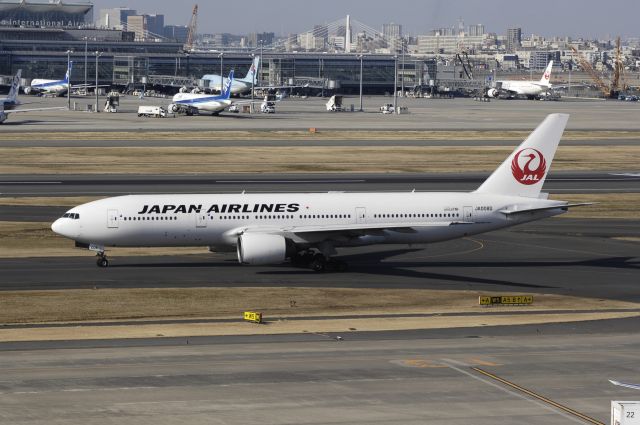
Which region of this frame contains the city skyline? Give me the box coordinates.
[92,0,640,39]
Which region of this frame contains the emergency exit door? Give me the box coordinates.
[107,209,119,228]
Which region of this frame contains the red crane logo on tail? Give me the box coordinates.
[511,148,547,185]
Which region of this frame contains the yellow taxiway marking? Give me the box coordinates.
[468,358,502,367]
[472,367,604,425]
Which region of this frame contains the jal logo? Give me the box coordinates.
[511,148,547,185]
[543,72,550,80]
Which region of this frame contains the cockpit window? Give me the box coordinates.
[62,213,80,219]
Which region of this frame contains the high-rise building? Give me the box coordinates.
[99,7,136,30]
[506,27,522,52]
[146,14,164,38]
[468,24,485,37]
[164,25,189,43]
[383,22,402,52]
[248,32,275,47]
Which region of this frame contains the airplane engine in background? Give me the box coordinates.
[237,233,288,265]
[23,87,31,95]
[487,88,500,98]
[169,103,180,112]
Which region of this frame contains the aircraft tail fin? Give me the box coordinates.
[539,60,553,86]
[474,114,569,198]
[240,56,259,83]
[7,69,21,102]
[64,61,73,84]
[220,70,234,99]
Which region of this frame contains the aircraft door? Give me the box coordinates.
[196,212,207,228]
[463,206,473,221]
[355,207,366,224]
[107,209,119,228]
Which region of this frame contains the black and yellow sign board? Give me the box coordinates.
[243,311,263,324]
[479,295,533,306]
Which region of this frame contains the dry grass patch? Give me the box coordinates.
[0,287,637,324]
[550,193,640,219]
[1,130,640,142]
[1,145,638,174]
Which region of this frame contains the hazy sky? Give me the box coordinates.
[93,0,640,39]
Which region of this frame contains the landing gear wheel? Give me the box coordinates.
[310,254,326,272]
[96,254,109,268]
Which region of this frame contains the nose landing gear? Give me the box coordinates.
[96,252,109,268]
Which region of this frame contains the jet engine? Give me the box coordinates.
[23,86,31,95]
[169,103,180,112]
[237,233,287,265]
[487,88,500,98]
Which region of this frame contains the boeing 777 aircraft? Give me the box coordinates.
[488,61,554,99]
[52,114,589,270]
[25,62,73,96]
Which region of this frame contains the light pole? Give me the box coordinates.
[357,54,363,111]
[250,53,255,113]
[401,38,405,96]
[259,39,263,87]
[94,51,101,113]
[66,49,72,110]
[83,37,88,92]
[393,55,398,114]
[218,52,224,93]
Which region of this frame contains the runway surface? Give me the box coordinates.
[1,171,638,198]
[1,318,640,424]
[2,218,638,302]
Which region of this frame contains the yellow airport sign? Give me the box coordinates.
[479,295,533,306]
[243,311,263,323]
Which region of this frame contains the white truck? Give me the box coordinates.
[137,105,169,118]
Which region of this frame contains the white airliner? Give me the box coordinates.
[1,70,66,124]
[170,70,235,115]
[52,114,589,270]
[488,61,554,99]
[25,62,72,96]
[610,380,640,391]
[202,56,259,95]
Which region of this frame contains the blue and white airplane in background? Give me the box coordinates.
[0,69,66,124]
[170,70,235,115]
[24,62,73,96]
[202,57,258,95]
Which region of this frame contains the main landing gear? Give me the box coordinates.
[96,252,109,268]
[292,251,347,273]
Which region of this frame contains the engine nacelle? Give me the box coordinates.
[23,86,31,95]
[169,103,180,112]
[487,88,499,98]
[237,233,286,265]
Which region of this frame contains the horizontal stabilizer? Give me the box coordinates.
[498,203,593,216]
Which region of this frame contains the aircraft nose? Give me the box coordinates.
[51,218,62,234]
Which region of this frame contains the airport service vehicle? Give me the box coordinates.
[170,70,235,115]
[326,95,343,111]
[488,61,554,99]
[380,104,395,114]
[137,105,169,118]
[52,114,589,270]
[201,57,259,95]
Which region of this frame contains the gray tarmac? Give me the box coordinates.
[1,171,638,198]
[2,218,639,303]
[3,95,640,131]
[1,319,640,424]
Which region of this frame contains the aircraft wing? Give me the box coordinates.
[610,380,640,391]
[498,203,592,216]
[229,221,474,241]
[4,106,66,114]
